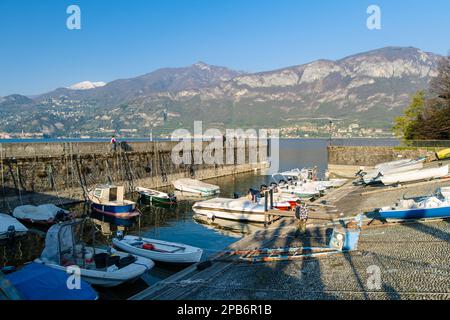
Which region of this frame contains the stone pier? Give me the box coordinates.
[0,140,268,211]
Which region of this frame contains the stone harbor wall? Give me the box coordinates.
[327,145,440,178]
[0,140,268,211]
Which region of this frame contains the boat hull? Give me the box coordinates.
[91,203,139,220]
[374,206,450,220]
[35,249,154,287]
[192,207,267,223]
[381,165,449,186]
[113,236,203,264]
[139,193,176,205]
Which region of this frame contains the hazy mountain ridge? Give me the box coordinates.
[0,47,442,136]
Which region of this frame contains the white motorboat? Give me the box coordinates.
[35,220,154,287]
[380,165,449,186]
[112,235,203,264]
[362,158,426,184]
[13,204,72,225]
[172,178,220,196]
[0,213,28,240]
[192,197,269,222]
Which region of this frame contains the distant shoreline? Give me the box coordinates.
[0,137,400,144]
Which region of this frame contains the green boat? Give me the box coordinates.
[136,187,177,205]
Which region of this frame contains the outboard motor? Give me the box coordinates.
[6,225,16,240]
[116,230,124,240]
[55,210,68,222]
[168,192,177,202]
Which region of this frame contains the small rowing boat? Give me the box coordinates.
[380,164,449,186]
[112,234,203,264]
[172,178,220,196]
[135,187,176,205]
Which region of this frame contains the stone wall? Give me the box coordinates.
[0,140,268,211]
[328,146,438,167]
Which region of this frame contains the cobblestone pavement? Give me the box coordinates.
[171,220,450,300]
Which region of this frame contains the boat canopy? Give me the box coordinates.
[41,221,81,265]
[6,262,97,300]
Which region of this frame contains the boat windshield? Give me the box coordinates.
[41,220,85,266]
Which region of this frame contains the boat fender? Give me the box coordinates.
[196,260,212,271]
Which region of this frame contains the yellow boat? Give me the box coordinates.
[436,148,450,160]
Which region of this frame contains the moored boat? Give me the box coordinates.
[172,178,220,196]
[135,187,177,205]
[112,234,203,264]
[192,197,269,223]
[12,204,72,225]
[88,185,140,220]
[35,220,154,287]
[5,262,98,300]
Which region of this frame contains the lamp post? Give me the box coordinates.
[329,120,333,145]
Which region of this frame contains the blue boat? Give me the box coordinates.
[368,187,450,220]
[88,185,140,220]
[4,262,98,300]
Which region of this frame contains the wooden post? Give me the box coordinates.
[264,190,268,228]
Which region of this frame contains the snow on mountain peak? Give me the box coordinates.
[68,81,107,90]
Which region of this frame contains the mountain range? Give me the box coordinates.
[0,47,442,137]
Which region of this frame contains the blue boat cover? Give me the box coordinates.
[6,263,97,300]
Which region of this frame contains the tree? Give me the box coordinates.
[394,54,450,140]
[393,90,425,139]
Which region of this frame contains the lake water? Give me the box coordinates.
[0,138,399,299]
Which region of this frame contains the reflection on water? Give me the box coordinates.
[0,138,381,298]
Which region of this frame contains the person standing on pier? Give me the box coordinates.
[294,199,308,236]
[110,135,117,152]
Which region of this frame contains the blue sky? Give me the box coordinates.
[0,0,449,96]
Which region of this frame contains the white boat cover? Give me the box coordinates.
[40,223,75,264]
[0,213,28,238]
[13,204,69,222]
[382,196,449,211]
